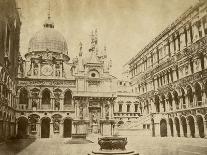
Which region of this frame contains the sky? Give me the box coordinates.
[16,0,197,78]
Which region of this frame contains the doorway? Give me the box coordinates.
[41,118,50,138]
[63,119,72,138]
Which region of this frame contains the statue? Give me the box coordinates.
[105,104,109,118]
[53,120,59,132]
[92,113,97,124]
[79,106,83,119]
[32,100,37,108]
[55,100,60,110]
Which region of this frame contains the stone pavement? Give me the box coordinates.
[0,135,206,155]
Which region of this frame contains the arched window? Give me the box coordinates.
[173,91,179,110]
[64,90,72,105]
[195,83,202,106]
[19,88,29,105]
[187,85,193,107]
[42,89,50,104]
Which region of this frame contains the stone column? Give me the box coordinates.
[154,122,160,137]
[169,37,174,56]
[175,33,180,53]
[50,122,53,138]
[38,63,41,78]
[204,120,207,138]
[194,120,200,138]
[173,122,178,137]
[180,27,186,50]
[77,101,80,119]
[186,121,191,138]
[180,121,184,137]
[186,24,192,46]
[60,122,63,138]
[167,120,172,137]
[192,22,199,43]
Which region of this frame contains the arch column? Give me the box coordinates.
[186,121,191,137]
[60,121,63,138]
[167,120,172,137]
[204,120,207,138]
[194,120,200,138]
[179,121,184,137]
[173,122,178,137]
[201,91,205,106]
[50,122,53,138]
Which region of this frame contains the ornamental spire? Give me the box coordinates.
[43,0,54,28]
[48,0,51,19]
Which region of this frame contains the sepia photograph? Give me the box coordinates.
[0,0,207,154]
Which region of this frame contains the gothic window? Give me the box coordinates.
[187,86,193,107]
[119,104,122,112]
[42,89,50,104]
[127,104,130,112]
[19,88,29,105]
[195,83,202,106]
[64,90,72,105]
[134,104,138,112]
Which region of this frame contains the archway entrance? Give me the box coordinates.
[197,115,204,138]
[174,117,180,137]
[63,119,72,138]
[188,116,195,138]
[160,119,167,137]
[181,116,187,137]
[17,117,28,138]
[41,118,50,138]
[169,118,174,136]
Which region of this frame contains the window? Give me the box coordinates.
[42,89,50,104]
[127,104,130,112]
[119,104,122,112]
[19,88,29,105]
[134,104,138,112]
[64,90,72,105]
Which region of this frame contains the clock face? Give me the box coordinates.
[41,65,53,76]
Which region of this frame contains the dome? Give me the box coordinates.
[28,18,68,54]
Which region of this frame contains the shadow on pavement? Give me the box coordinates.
[0,138,36,155]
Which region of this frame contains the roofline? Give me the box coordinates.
[127,1,202,66]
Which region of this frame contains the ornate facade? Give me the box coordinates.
[16,15,117,138]
[128,0,207,138]
[0,0,21,142]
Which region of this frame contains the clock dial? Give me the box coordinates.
[41,65,53,76]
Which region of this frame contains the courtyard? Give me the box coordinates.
[0,133,207,155]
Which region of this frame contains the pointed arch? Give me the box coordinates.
[42,89,51,105]
[196,115,205,138]
[160,119,167,137]
[186,85,193,108]
[64,90,72,105]
[194,82,202,106]
[19,88,29,106]
[181,116,187,137]
[180,87,186,109]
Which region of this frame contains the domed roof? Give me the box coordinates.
[28,18,68,54]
